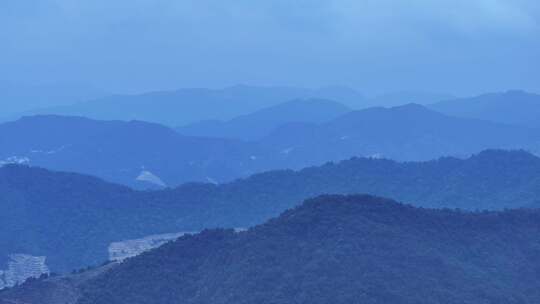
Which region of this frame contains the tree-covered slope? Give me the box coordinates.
[0,115,267,188]
[4,195,540,304]
[0,165,137,273]
[1,150,540,275]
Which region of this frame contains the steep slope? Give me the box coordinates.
[1,150,540,278]
[4,195,540,304]
[0,165,137,273]
[262,103,539,166]
[0,115,267,187]
[177,99,350,140]
[430,90,540,128]
[22,85,366,126]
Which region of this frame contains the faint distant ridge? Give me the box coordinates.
[7,194,540,304]
[429,90,540,128]
[368,90,455,107]
[0,114,267,188]
[261,103,540,165]
[20,85,366,126]
[177,98,350,140]
[2,104,538,189]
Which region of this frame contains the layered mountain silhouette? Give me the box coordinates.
[1,149,540,275]
[0,115,267,188]
[368,90,454,106]
[21,85,366,126]
[3,194,540,304]
[2,103,538,189]
[430,90,540,128]
[262,103,539,167]
[177,99,350,140]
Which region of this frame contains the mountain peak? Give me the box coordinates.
[17,194,540,304]
[274,194,406,225]
[349,103,438,117]
[330,102,444,126]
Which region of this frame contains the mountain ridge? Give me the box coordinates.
[261,103,540,165]
[1,149,540,277]
[177,98,350,140]
[18,85,366,126]
[430,90,540,127]
[3,194,540,304]
[0,114,268,188]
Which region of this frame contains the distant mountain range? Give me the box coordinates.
[3,194,540,304]
[1,103,538,189]
[177,93,454,141]
[19,85,366,126]
[9,86,537,130]
[260,103,539,166]
[177,99,350,140]
[0,115,268,188]
[368,90,455,106]
[1,149,540,277]
[430,90,540,128]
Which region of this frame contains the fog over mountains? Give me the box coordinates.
[1,85,539,289]
[1,90,539,189]
[1,87,540,301]
[2,0,538,94]
[0,82,106,116]
[2,1,540,302]
[17,86,366,126]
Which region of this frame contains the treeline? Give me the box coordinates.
[1,149,540,274]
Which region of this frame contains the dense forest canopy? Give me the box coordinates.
[3,194,540,304]
[1,149,539,274]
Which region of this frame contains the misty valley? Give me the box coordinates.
[1,1,540,303]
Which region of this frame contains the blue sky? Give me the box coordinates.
[1,0,539,95]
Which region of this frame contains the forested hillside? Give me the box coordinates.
[4,195,540,304]
[1,149,540,275]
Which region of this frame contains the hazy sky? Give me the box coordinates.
[1,0,539,95]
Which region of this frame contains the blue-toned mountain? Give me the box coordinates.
[430,90,540,128]
[262,103,539,166]
[177,99,350,140]
[4,195,540,304]
[1,150,540,277]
